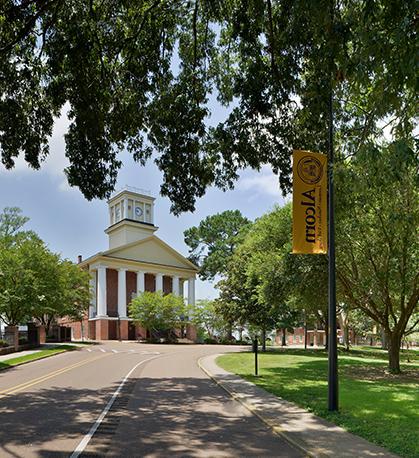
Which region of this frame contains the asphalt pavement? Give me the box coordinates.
[0,342,303,458]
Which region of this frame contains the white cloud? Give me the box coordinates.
[43,104,71,178]
[238,165,281,197]
[1,104,71,191]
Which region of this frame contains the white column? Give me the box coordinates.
[188,277,195,306]
[137,271,145,295]
[156,273,163,292]
[118,268,127,318]
[89,273,97,318]
[123,198,128,219]
[172,276,180,296]
[150,203,154,225]
[97,266,107,317]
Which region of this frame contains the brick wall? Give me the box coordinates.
[106,268,118,317]
[145,273,155,292]
[126,271,137,306]
[163,276,173,294]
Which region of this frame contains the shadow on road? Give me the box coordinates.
[0,375,302,457]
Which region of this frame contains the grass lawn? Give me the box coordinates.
[217,346,419,458]
[0,345,78,371]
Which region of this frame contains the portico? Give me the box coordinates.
[87,263,195,339]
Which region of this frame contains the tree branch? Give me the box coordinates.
[0,0,59,55]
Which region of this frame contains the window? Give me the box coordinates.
[128,199,133,219]
[115,203,121,222]
[145,203,151,223]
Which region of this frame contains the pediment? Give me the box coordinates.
[103,236,197,271]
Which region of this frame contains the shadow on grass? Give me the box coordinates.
[222,352,418,457]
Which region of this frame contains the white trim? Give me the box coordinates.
[117,268,127,318]
[156,273,163,292]
[97,266,107,317]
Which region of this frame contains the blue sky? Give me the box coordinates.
[0,105,287,300]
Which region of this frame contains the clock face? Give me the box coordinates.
[135,207,143,217]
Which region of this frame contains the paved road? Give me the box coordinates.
[0,342,302,458]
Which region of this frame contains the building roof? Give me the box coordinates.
[79,235,199,274]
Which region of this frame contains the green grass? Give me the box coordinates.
[217,346,419,458]
[0,345,78,370]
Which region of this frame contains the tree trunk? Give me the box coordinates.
[344,327,350,350]
[304,323,308,350]
[239,327,243,342]
[381,328,388,350]
[388,332,402,374]
[281,328,286,346]
[262,329,266,352]
[227,323,233,341]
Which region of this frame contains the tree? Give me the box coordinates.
[1,2,415,213]
[129,291,187,341]
[217,206,298,346]
[0,207,90,334]
[184,210,251,280]
[0,207,28,237]
[239,204,327,346]
[335,141,418,373]
[0,207,38,245]
[33,259,90,334]
[190,299,229,341]
[0,237,42,326]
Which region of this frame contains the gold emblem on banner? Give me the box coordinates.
[292,150,328,254]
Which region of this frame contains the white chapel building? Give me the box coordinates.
[64,186,199,341]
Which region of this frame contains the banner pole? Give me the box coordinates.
[328,0,338,412]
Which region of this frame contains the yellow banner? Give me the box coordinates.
[292,150,328,254]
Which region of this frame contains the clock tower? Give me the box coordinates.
[105,186,158,249]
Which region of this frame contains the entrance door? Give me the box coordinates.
[108,321,117,340]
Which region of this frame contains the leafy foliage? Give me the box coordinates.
[335,140,419,372]
[190,298,230,341]
[129,291,188,340]
[0,207,90,328]
[1,1,416,212]
[184,209,251,280]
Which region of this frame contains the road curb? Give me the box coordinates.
[198,355,316,458]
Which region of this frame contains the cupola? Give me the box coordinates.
[105,186,158,249]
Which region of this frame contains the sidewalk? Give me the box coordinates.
[0,347,44,362]
[199,354,397,458]
[0,343,83,363]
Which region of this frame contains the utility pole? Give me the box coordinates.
[327,0,338,412]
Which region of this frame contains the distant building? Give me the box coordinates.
[62,186,198,341]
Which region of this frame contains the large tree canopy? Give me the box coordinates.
[0,207,90,330]
[335,140,419,372]
[1,1,416,212]
[184,209,251,280]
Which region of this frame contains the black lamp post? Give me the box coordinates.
[327,0,338,412]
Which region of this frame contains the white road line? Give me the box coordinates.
[129,349,135,353]
[100,348,106,353]
[70,354,161,458]
[112,349,118,353]
[87,349,92,352]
